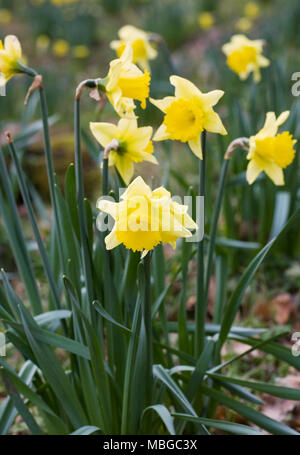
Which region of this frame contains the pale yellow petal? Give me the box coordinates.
[115,155,134,185]
[4,35,22,59]
[204,110,227,135]
[90,122,119,147]
[264,162,284,185]
[246,159,263,184]
[121,176,152,200]
[170,75,201,99]
[276,111,289,127]
[97,199,118,218]
[105,228,121,250]
[153,123,170,141]
[200,89,224,107]
[150,96,175,113]
[188,136,202,159]
[256,112,277,139]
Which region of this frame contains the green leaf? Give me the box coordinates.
[70,426,100,435]
[143,405,176,435]
[173,413,263,435]
[201,385,298,435]
[208,373,300,401]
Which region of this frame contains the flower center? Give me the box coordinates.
[227,45,257,74]
[163,97,204,141]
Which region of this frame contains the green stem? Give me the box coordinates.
[102,156,109,196]
[195,130,206,358]
[7,138,62,311]
[204,159,230,304]
[0,148,42,314]
[74,97,95,319]
[143,251,152,402]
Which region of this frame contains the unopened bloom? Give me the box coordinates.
[0,35,26,85]
[222,34,269,82]
[246,111,297,185]
[150,75,227,159]
[198,12,215,30]
[90,118,158,185]
[97,176,198,256]
[110,25,157,72]
[100,44,150,118]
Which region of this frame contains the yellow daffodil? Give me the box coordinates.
[246,111,297,185]
[222,34,269,82]
[0,35,26,86]
[244,2,260,19]
[99,44,150,118]
[150,75,227,159]
[90,118,158,185]
[0,9,12,24]
[97,176,198,256]
[52,39,69,57]
[198,12,215,30]
[235,17,252,33]
[72,45,90,59]
[110,25,157,72]
[36,34,50,52]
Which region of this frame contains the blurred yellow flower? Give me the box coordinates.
[98,176,198,256]
[198,12,215,30]
[235,17,252,33]
[0,9,12,24]
[151,75,227,159]
[72,45,90,58]
[90,118,157,184]
[244,2,260,19]
[52,39,70,57]
[36,34,50,52]
[110,25,157,72]
[101,44,150,118]
[0,35,26,86]
[247,111,297,185]
[222,34,269,82]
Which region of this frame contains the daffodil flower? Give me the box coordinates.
[150,75,227,159]
[97,176,198,257]
[222,34,269,82]
[110,25,157,72]
[90,118,158,185]
[246,111,297,185]
[99,44,150,119]
[0,35,26,86]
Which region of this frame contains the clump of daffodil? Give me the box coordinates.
[90,118,158,185]
[150,75,227,159]
[0,35,27,86]
[246,111,297,185]
[98,44,150,118]
[110,25,157,72]
[198,12,215,30]
[0,9,12,24]
[97,176,198,256]
[222,34,269,82]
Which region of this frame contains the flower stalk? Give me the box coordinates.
[195,130,206,357]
